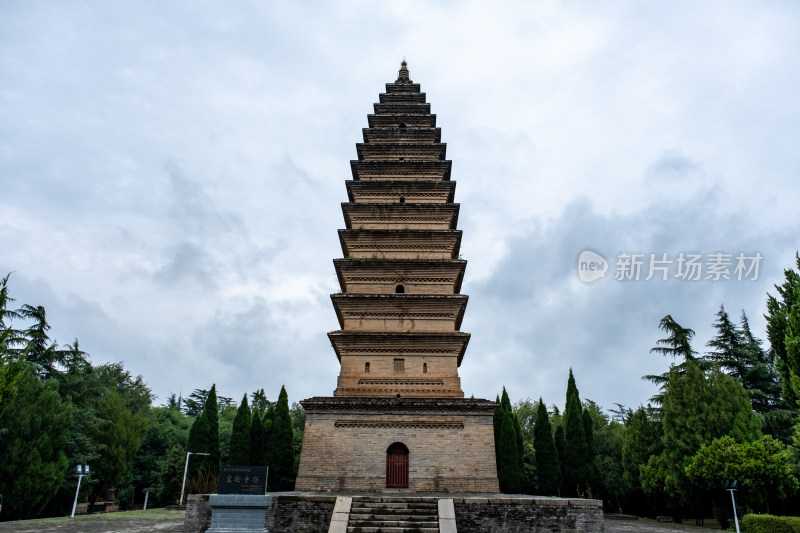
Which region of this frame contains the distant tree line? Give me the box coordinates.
[492,255,800,528]
[0,274,304,521]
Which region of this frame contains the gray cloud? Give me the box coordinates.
[1,1,799,410]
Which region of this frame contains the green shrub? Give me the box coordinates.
[741,514,800,533]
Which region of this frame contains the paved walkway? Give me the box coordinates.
[605,517,720,532]
[0,510,722,532]
[0,509,184,532]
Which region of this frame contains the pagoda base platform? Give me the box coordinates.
[184,492,605,533]
[295,396,500,493]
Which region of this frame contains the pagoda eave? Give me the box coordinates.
[327,330,471,366]
[345,180,456,204]
[338,229,462,259]
[342,202,459,230]
[350,160,452,181]
[333,258,467,294]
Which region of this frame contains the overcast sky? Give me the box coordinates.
[2,1,799,414]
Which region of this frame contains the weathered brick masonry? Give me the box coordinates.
[297,397,498,492]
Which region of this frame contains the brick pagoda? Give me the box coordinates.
[295,62,499,493]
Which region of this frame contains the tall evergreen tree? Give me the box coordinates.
[738,311,784,413]
[493,387,525,493]
[765,253,800,408]
[501,388,525,472]
[645,315,702,404]
[495,400,523,493]
[187,412,210,455]
[250,388,269,416]
[621,406,663,496]
[533,398,560,495]
[662,360,761,505]
[563,368,588,496]
[554,424,567,493]
[16,304,64,378]
[0,275,24,418]
[250,410,266,466]
[582,406,600,494]
[704,306,785,419]
[202,384,220,474]
[0,366,72,520]
[265,386,294,490]
[229,394,252,466]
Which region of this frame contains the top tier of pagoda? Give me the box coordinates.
[329,62,470,399]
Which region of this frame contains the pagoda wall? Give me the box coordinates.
[295,398,499,493]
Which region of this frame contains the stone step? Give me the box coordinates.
[350,512,437,520]
[351,502,438,509]
[346,496,440,533]
[350,506,438,514]
[355,496,437,503]
[347,526,439,533]
[350,520,439,527]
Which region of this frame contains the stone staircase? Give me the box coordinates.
[346,496,440,533]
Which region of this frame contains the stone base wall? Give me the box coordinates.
[184,493,335,533]
[184,493,604,533]
[295,397,499,493]
[454,496,604,533]
[264,494,336,533]
[183,494,211,533]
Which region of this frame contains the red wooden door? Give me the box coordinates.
[386,443,409,488]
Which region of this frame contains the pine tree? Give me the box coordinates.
[765,253,800,408]
[229,394,252,466]
[250,388,269,416]
[250,410,265,466]
[705,305,744,372]
[265,385,294,490]
[563,369,588,496]
[645,315,703,404]
[533,399,560,495]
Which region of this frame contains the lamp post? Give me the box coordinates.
[725,480,740,533]
[179,452,210,506]
[71,465,90,518]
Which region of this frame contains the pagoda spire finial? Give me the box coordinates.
[395,59,412,84]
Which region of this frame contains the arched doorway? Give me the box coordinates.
[385,442,409,488]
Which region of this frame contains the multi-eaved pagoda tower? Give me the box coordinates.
[296,62,499,493]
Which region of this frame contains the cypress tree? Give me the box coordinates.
[201,384,220,474]
[554,424,567,493]
[563,368,588,496]
[265,385,294,490]
[187,411,209,454]
[582,406,599,494]
[250,410,265,466]
[186,411,211,482]
[533,398,560,495]
[229,394,251,466]
[493,387,524,493]
[501,388,525,471]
